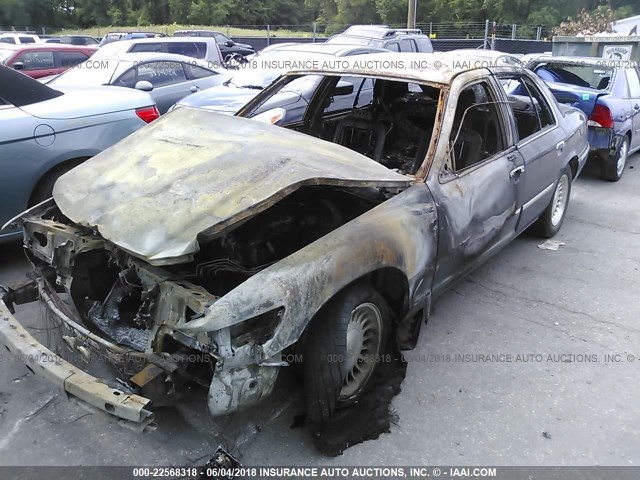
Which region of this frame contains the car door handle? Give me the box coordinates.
[556,141,565,152]
[509,165,525,178]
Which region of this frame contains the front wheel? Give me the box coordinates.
[601,136,628,182]
[531,166,572,238]
[302,284,391,424]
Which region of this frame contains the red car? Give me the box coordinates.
[0,43,98,78]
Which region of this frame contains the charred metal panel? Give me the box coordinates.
[426,71,524,295]
[53,109,411,265]
[181,183,438,359]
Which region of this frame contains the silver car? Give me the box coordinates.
[92,37,224,67]
[47,53,227,113]
[0,65,159,243]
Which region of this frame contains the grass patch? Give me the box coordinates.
[52,25,327,38]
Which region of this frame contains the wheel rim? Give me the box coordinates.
[550,174,569,227]
[340,302,383,399]
[616,139,628,177]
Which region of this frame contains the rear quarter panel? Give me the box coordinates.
[0,108,145,240]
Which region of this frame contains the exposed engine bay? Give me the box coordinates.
[23,185,387,409]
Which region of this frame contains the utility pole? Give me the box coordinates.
[407,0,417,29]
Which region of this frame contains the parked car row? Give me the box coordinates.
[46,53,226,113]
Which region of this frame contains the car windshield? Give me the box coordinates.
[48,59,122,86]
[0,49,13,64]
[242,72,440,175]
[535,63,615,90]
[326,36,380,47]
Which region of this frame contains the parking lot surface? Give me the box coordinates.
[0,157,639,467]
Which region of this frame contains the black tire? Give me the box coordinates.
[601,136,629,182]
[30,161,82,206]
[303,284,391,425]
[531,165,572,238]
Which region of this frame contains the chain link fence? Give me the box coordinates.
[1,22,553,54]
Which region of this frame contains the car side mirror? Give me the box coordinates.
[333,81,354,96]
[135,80,154,92]
[225,40,234,47]
[12,62,25,71]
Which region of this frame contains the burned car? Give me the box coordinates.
[0,53,589,447]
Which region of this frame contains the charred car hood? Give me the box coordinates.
[53,108,411,264]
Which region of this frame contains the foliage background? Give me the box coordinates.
[1,0,639,32]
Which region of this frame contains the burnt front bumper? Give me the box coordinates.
[0,286,155,430]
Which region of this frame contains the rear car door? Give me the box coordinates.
[625,67,640,151]
[429,78,525,294]
[499,73,566,231]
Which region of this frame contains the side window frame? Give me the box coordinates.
[521,75,557,129]
[400,38,418,52]
[449,79,510,175]
[499,73,557,145]
[112,67,138,88]
[53,50,89,69]
[15,50,55,71]
[386,42,400,52]
[184,63,216,80]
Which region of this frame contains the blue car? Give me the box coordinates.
[526,56,640,181]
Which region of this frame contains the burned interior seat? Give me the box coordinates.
[332,110,387,162]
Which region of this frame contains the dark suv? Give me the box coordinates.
[326,25,434,53]
[173,30,254,58]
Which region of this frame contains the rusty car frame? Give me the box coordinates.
[0,53,589,443]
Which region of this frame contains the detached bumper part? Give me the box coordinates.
[0,299,155,429]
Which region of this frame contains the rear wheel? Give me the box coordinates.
[303,284,391,424]
[531,166,572,238]
[601,136,628,182]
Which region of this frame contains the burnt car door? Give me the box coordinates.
[499,72,567,230]
[428,76,524,295]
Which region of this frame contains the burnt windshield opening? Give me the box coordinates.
[242,73,440,175]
